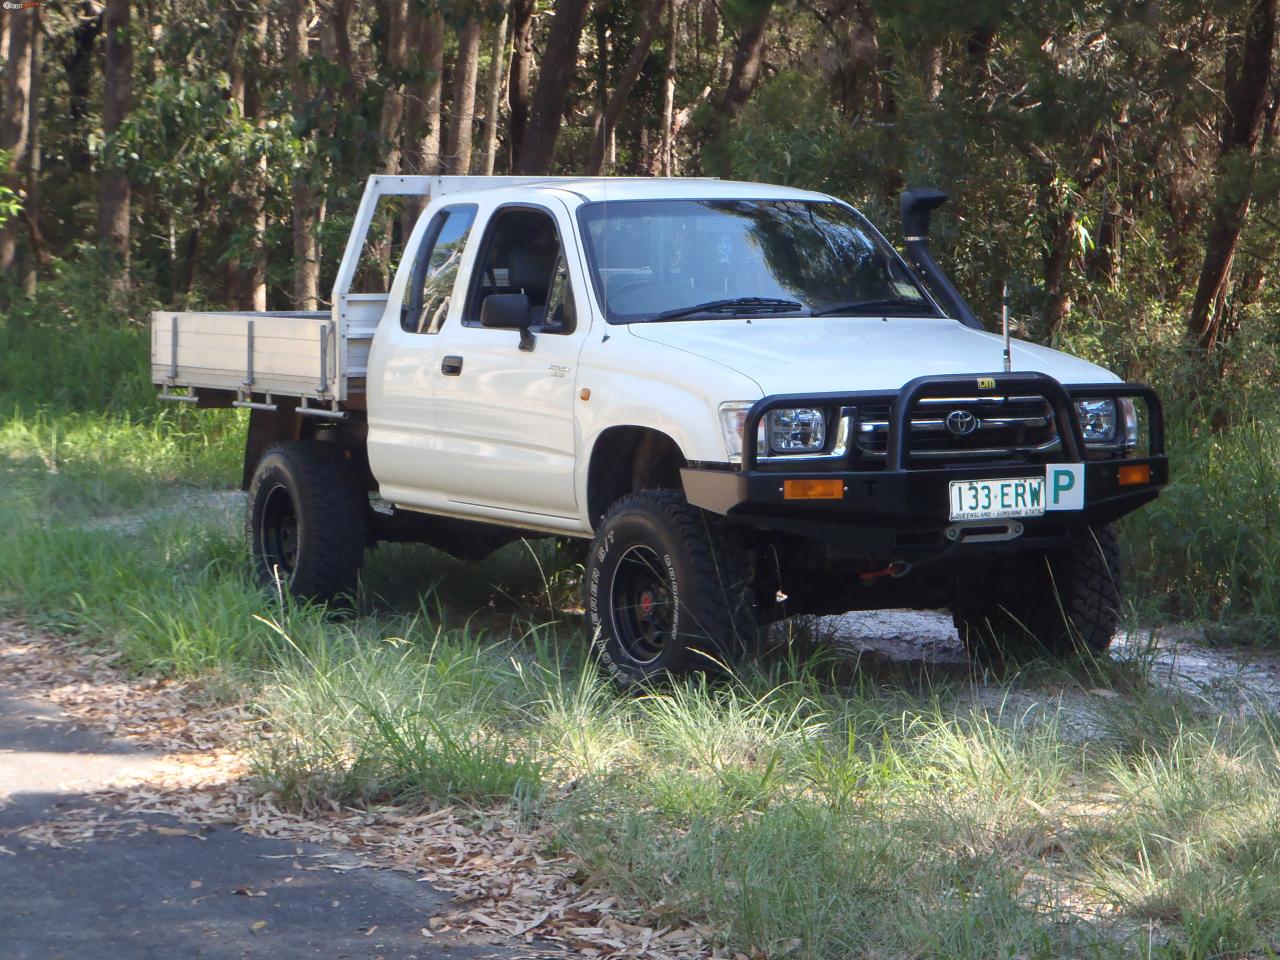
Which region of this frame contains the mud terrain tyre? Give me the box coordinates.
[952,525,1122,662]
[247,441,367,603]
[587,490,756,686]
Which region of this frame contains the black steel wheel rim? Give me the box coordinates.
[609,544,675,664]
[259,483,299,580]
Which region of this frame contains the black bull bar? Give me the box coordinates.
[680,372,1168,561]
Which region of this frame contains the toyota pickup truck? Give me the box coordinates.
[152,174,1167,682]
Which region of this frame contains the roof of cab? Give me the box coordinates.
[544,177,832,203]
[446,177,834,205]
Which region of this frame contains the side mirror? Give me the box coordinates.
[480,292,536,351]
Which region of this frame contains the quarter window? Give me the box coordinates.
[403,204,477,334]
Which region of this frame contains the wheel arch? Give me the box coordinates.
[242,405,372,492]
[585,425,688,528]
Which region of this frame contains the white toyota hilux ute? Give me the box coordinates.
[153,175,1168,682]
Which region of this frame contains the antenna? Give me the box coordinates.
[1002,282,1012,373]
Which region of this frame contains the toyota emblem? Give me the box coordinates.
[945,410,979,436]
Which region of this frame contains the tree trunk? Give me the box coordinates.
[446,16,482,175]
[245,9,268,311]
[21,9,41,294]
[591,5,608,158]
[587,0,665,175]
[515,0,590,173]
[1040,203,1077,340]
[98,0,132,286]
[379,0,411,174]
[1188,0,1277,351]
[920,43,942,101]
[372,0,412,280]
[698,0,718,65]
[0,4,34,275]
[400,7,444,236]
[824,0,878,117]
[403,7,444,175]
[1086,195,1123,285]
[655,0,683,176]
[61,2,103,175]
[287,0,321,309]
[329,0,358,103]
[506,0,535,170]
[482,11,508,175]
[719,0,771,118]
[223,10,254,309]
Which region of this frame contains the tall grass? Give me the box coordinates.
[251,632,1280,958]
[1123,409,1280,638]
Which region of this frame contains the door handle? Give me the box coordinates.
[440,355,464,376]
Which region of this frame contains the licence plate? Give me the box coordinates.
[948,477,1045,521]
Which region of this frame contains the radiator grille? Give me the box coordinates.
[854,395,1059,465]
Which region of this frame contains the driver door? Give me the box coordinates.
[429,200,588,518]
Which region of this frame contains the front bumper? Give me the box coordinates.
[682,372,1168,563]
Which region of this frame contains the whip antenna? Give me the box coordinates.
[1002,282,1012,373]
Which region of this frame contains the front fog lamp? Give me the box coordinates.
[768,408,826,452]
[1074,398,1118,443]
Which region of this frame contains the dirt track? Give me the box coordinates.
[0,684,548,960]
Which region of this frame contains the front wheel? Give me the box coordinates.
[952,525,1122,661]
[246,441,367,603]
[587,490,756,686]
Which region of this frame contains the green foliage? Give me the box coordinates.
[0,151,20,228]
[0,253,175,410]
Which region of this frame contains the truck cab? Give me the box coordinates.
[153,175,1167,684]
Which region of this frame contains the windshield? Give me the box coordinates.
[578,199,941,323]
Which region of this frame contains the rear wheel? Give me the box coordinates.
[246,441,367,602]
[952,525,1122,661]
[588,490,756,686]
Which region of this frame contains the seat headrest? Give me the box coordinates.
[507,245,557,302]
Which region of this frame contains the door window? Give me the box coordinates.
[466,207,577,334]
[403,204,477,334]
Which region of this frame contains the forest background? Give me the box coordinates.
[3,0,1280,628]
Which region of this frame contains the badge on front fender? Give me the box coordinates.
[1045,463,1085,511]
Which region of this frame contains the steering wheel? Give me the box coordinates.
[603,278,658,312]
[604,278,651,299]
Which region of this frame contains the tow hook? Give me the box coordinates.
[859,560,912,582]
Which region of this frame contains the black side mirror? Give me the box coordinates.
[480,292,536,351]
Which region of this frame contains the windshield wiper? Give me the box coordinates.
[648,297,803,322]
[810,298,928,317]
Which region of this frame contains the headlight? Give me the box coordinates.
[718,403,828,461]
[1074,398,1118,443]
[767,408,826,452]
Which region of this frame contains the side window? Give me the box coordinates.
[466,207,577,335]
[403,204,477,334]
